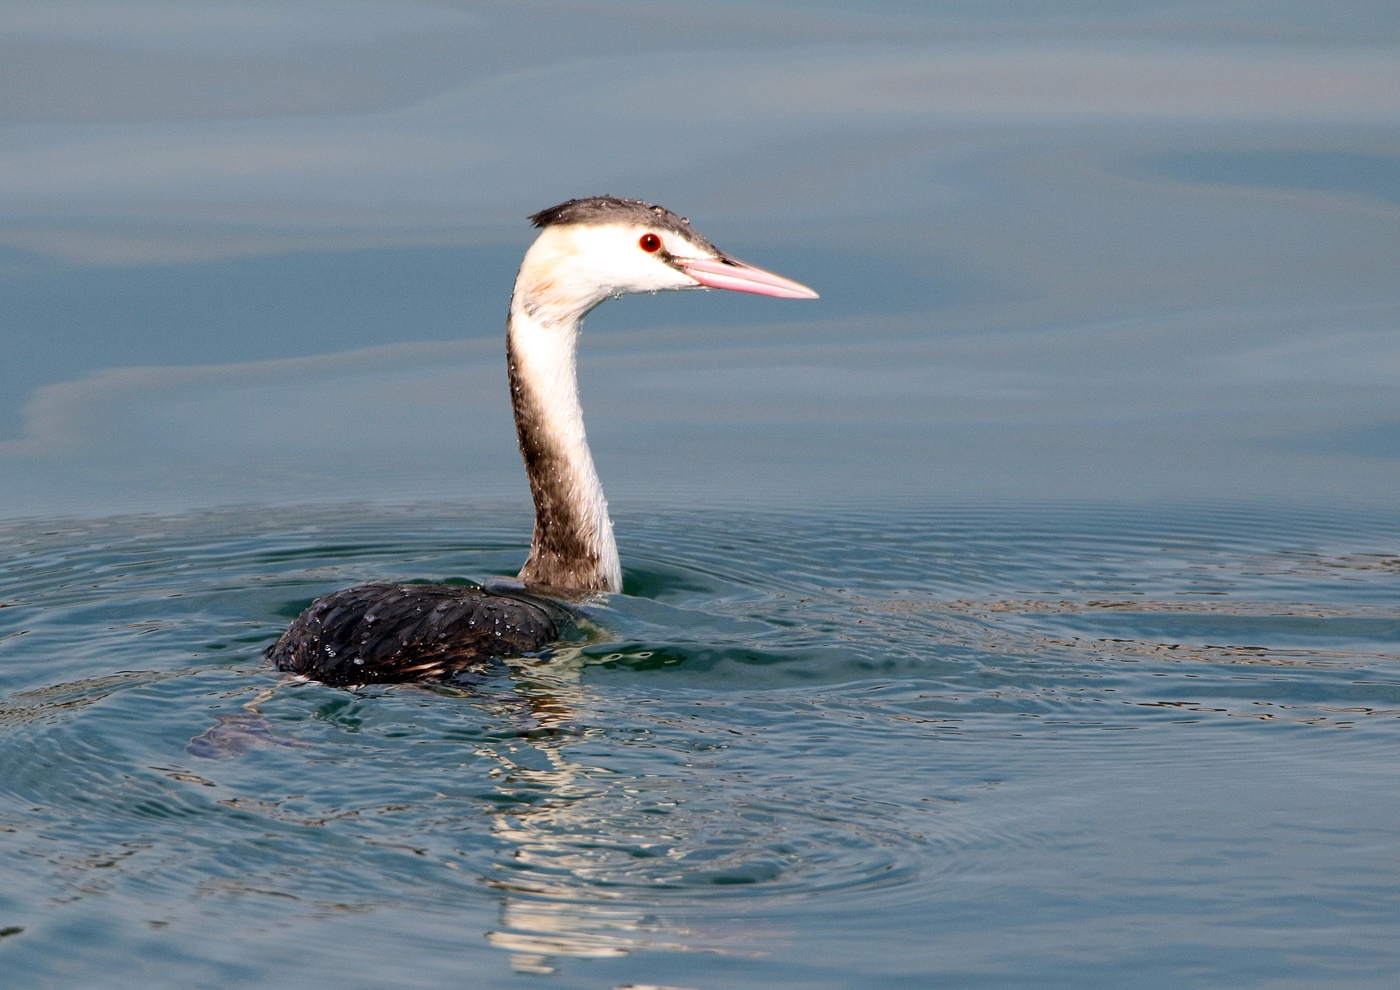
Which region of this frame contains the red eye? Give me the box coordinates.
[639,233,662,253]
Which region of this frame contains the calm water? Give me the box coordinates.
[3,502,1400,988]
[3,0,1400,986]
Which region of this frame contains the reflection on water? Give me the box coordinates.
[1,502,1399,987]
[477,674,707,973]
[4,0,1400,986]
[473,653,891,972]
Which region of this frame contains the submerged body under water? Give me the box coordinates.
[1,500,1398,988]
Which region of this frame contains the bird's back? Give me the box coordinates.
[267,582,563,686]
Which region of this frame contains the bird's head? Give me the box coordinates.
[514,196,818,324]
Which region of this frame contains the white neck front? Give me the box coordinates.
[506,257,621,593]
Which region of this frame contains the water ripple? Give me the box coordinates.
[1,500,1398,977]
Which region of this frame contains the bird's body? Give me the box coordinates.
[267,582,566,685]
[267,196,816,686]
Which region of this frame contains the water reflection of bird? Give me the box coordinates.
[267,196,817,686]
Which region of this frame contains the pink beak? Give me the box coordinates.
[678,255,819,300]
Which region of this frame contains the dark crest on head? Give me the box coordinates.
[529,196,719,253]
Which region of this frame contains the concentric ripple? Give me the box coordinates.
[1,500,1398,982]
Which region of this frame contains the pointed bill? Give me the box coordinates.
[678,255,819,299]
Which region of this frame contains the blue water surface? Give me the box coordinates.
[1,1,1399,987]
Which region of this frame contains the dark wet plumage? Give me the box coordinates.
[266,583,565,687]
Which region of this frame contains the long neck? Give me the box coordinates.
[506,279,621,593]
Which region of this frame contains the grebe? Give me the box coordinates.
[267,196,817,686]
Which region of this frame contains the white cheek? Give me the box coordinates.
[526,224,707,298]
[645,265,698,292]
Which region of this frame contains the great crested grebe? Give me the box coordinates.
[267,196,817,685]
